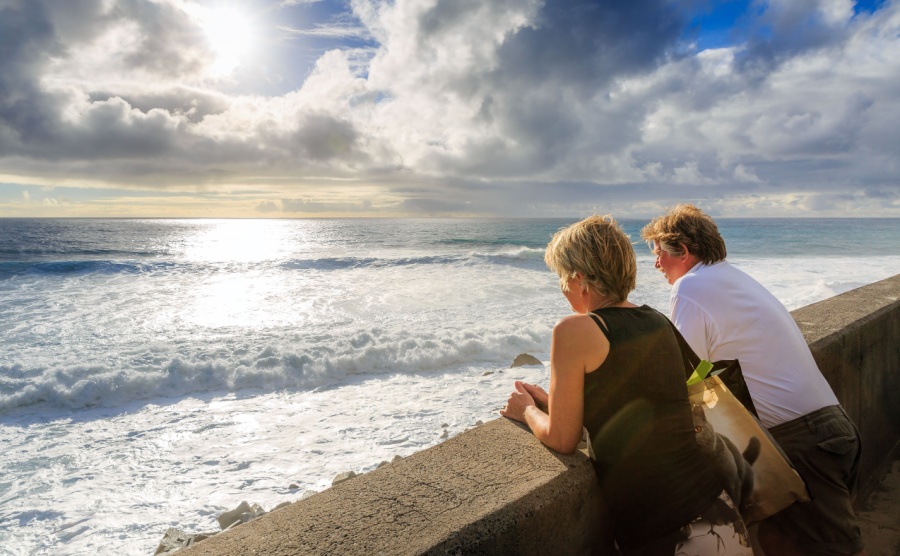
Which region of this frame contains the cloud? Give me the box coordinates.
[280,198,373,212]
[87,87,231,124]
[493,0,684,94]
[733,0,856,76]
[1,0,898,216]
[255,200,279,212]
[0,0,213,157]
[279,22,370,40]
[398,197,473,215]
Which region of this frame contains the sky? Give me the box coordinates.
[0,0,897,218]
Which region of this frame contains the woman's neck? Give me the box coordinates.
[590,298,636,312]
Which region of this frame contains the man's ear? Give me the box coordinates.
[679,244,692,261]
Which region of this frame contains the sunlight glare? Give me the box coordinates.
[199,6,255,74]
[182,220,292,262]
[177,220,315,329]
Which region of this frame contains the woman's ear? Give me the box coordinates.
[573,272,589,293]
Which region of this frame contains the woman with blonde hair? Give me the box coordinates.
[501,215,752,555]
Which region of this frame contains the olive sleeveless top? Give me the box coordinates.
[584,305,721,550]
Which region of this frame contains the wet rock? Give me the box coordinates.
[154,528,216,555]
[288,483,300,490]
[441,423,449,428]
[154,527,191,555]
[377,460,390,468]
[273,501,292,511]
[440,429,449,439]
[191,532,215,543]
[241,502,266,523]
[482,371,494,376]
[332,470,357,486]
[392,455,402,462]
[511,353,543,367]
[217,501,251,530]
[474,420,484,426]
[225,507,265,529]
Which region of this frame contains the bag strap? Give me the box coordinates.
[666,319,711,379]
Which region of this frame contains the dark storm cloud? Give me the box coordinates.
[494,0,684,94]
[383,0,697,186]
[417,0,685,162]
[0,1,64,145]
[0,0,211,159]
[733,0,853,77]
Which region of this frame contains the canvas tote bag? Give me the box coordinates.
[670,322,810,524]
[688,375,810,524]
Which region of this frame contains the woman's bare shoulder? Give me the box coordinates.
[553,313,609,373]
[553,313,604,339]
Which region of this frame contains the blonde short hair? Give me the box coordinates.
[544,215,636,303]
[640,204,726,264]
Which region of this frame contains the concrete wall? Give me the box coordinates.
[792,273,900,499]
[179,418,613,556]
[179,274,900,556]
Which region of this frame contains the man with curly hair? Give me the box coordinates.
[641,204,865,556]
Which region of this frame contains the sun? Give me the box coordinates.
[198,6,256,74]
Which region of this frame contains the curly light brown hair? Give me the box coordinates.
[640,204,726,264]
[544,215,636,303]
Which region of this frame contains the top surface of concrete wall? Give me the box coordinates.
[179,419,608,556]
[792,274,900,347]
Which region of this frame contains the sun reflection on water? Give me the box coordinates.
[181,219,297,263]
[177,220,314,329]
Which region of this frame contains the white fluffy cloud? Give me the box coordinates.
[1,0,898,216]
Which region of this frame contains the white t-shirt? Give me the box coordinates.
[670,261,838,429]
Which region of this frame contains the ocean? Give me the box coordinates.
[1,217,898,555]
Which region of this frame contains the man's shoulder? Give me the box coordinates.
[675,261,773,309]
[674,262,725,292]
[673,262,745,306]
[680,261,742,282]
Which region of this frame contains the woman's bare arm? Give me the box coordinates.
[501,314,608,454]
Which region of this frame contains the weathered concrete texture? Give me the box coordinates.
[178,418,612,556]
[792,274,900,500]
[177,274,900,556]
[856,453,900,556]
